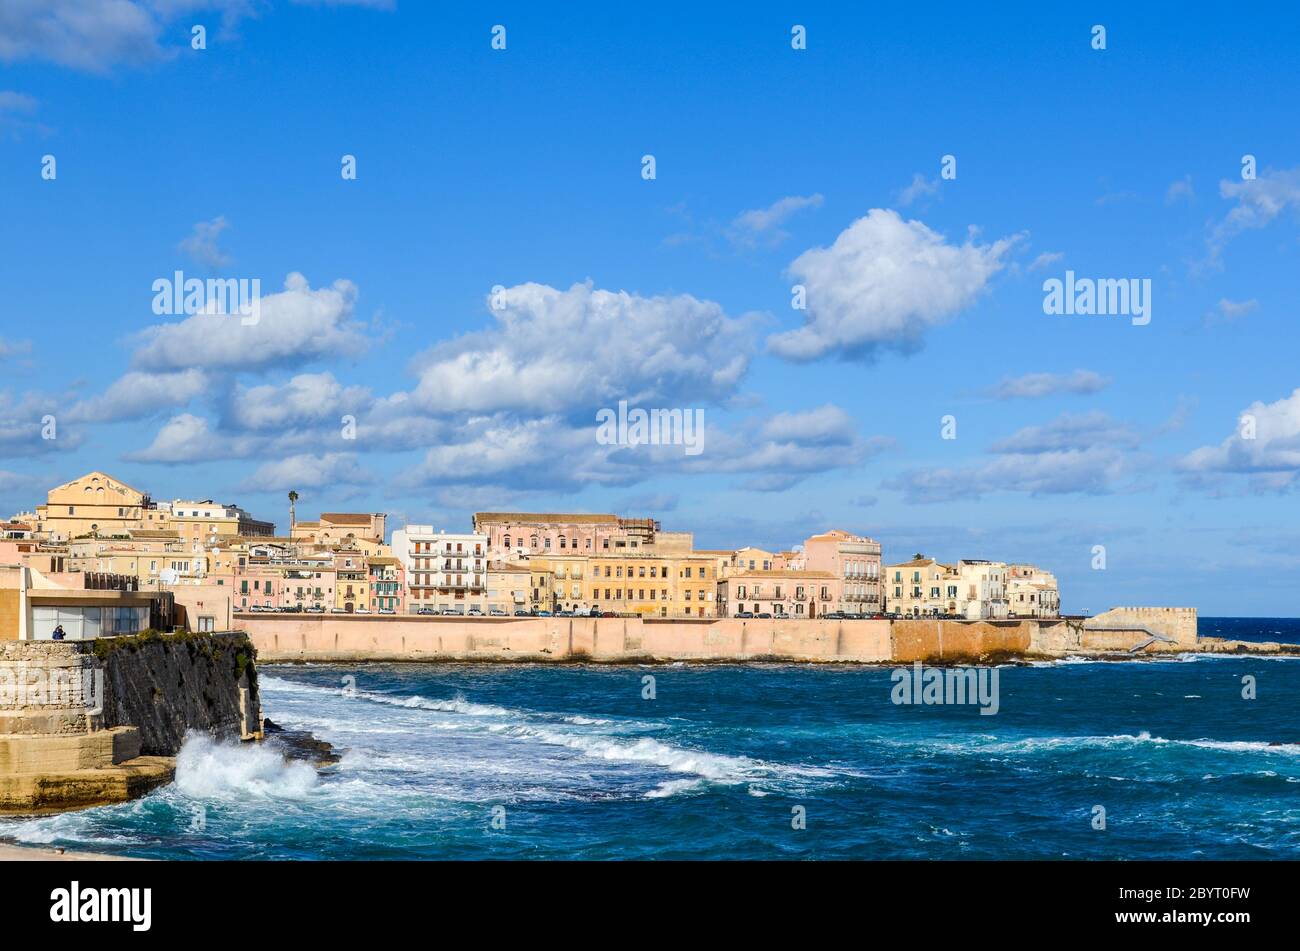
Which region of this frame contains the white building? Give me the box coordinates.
[391,525,488,614]
[955,560,1009,619]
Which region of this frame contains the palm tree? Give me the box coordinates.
[288,490,299,533]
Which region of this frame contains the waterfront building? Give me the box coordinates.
[486,562,531,614]
[333,549,369,613]
[716,569,841,618]
[391,526,487,614]
[0,561,170,640]
[581,551,717,617]
[367,556,405,613]
[954,560,1010,619]
[1007,564,1061,618]
[802,529,882,616]
[886,556,960,617]
[473,512,664,560]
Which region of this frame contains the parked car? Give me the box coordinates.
[447,606,466,616]
[735,611,754,618]
[489,607,507,616]
[417,607,435,615]
[467,607,483,617]
[757,612,773,618]
[536,610,553,617]
[379,608,396,615]
[513,609,531,616]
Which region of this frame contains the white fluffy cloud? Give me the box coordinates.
[125,413,256,463]
[240,452,370,492]
[409,281,754,416]
[769,209,1019,361]
[1180,388,1300,490]
[226,372,371,431]
[400,403,885,495]
[66,368,209,423]
[133,272,365,372]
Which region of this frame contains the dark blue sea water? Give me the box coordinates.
[3,619,1298,860]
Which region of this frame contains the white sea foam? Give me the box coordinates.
[645,778,709,798]
[258,675,843,797]
[175,733,319,800]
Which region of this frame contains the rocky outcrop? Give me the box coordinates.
[95,631,262,755]
[0,633,262,813]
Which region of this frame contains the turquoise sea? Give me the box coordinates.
[3,618,1298,860]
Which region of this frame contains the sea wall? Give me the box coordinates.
[240,610,1202,664]
[241,613,894,663]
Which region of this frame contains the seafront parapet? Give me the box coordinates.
[236,608,1223,664]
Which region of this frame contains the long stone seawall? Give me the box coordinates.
[239,609,1199,664]
[242,614,894,663]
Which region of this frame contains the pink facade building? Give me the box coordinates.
[801,529,882,616]
[716,569,842,618]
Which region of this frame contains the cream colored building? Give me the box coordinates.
[292,512,387,549]
[582,552,717,617]
[158,499,274,541]
[1007,564,1061,618]
[886,556,960,617]
[487,562,531,614]
[34,472,150,541]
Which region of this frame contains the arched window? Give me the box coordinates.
[504,535,511,548]
[530,535,539,549]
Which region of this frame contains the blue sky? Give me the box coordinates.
[2,1,1298,615]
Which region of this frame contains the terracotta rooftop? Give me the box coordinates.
[320,513,378,526]
[890,557,942,568]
